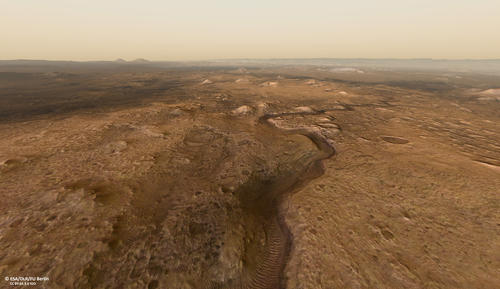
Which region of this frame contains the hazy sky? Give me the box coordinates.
[1,0,499,61]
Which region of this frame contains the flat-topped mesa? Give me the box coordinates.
[232,105,254,116]
[293,106,316,113]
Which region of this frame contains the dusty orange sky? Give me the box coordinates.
[1,0,499,60]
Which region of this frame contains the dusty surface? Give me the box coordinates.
[0,65,499,289]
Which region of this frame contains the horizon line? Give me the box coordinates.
[2,57,500,63]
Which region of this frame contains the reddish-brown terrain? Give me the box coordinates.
[0,62,499,288]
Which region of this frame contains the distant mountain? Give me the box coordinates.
[114,58,127,63]
[131,58,150,64]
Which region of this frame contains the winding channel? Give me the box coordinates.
[241,111,336,289]
[208,110,336,289]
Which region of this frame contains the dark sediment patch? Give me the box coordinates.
[381,136,409,144]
